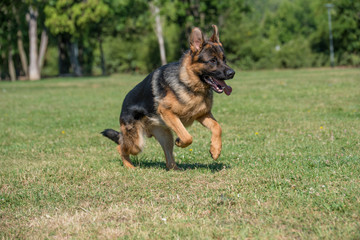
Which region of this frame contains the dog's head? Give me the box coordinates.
[189,25,235,96]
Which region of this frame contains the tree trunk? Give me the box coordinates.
[13,6,28,79]
[58,35,71,75]
[69,41,82,76]
[38,28,48,73]
[99,37,106,75]
[0,44,5,81]
[150,2,167,66]
[28,6,40,81]
[8,47,16,82]
[7,20,16,81]
[17,30,29,79]
[0,44,2,80]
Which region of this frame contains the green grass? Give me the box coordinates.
[1,68,359,239]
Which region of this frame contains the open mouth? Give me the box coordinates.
[203,76,232,96]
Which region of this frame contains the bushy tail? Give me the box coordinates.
[101,129,120,144]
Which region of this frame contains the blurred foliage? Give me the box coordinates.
[0,0,359,79]
[44,0,111,36]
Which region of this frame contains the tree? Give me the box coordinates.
[150,1,167,65]
[0,1,48,81]
[25,0,48,81]
[0,0,17,81]
[12,5,28,79]
[7,20,16,81]
[331,0,360,65]
[28,5,40,80]
[44,0,111,76]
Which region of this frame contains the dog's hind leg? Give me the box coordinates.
[150,126,179,170]
[116,145,136,169]
[117,122,145,169]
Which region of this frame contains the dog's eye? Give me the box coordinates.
[209,58,217,64]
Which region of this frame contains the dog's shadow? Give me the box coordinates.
[110,157,228,172]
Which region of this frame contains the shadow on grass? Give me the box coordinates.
[110,157,228,172]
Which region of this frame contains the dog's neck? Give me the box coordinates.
[179,51,210,95]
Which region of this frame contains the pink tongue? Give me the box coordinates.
[217,80,232,96]
[224,85,232,96]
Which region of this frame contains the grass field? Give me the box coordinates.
[1,68,360,239]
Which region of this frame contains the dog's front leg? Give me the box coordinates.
[158,106,193,148]
[197,113,222,160]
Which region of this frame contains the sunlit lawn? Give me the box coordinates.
[1,68,359,239]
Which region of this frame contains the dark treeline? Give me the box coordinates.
[0,0,359,81]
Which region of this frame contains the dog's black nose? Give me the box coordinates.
[226,69,235,79]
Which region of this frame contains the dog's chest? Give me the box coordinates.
[162,89,213,122]
[183,93,212,117]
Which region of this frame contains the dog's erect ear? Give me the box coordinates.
[190,27,204,53]
[210,25,220,43]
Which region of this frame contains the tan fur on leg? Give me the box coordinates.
[158,105,193,148]
[150,126,180,170]
[197,112,222,160]
[117,145,136,169]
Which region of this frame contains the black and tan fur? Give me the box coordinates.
[102,25,235,170]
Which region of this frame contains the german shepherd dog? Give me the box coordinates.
[102,25,235,170]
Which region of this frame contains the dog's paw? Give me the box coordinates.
[175,137,192,148]
[166,163,181,171]
[210,145,221,160]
